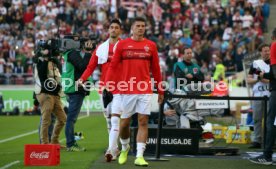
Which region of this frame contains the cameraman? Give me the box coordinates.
[34,47,67,145]
[62,38,96,151]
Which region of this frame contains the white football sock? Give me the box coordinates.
[136,142,146,158]
[109,116,120,152]
[106,117,111,134]
[120,138,130,151]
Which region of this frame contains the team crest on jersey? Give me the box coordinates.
[127,51,133,57]
[193,68,198,74]
[144,45,150,52]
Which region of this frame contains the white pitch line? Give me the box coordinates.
[0,130,37,144]
[78,115,89,120]
[0,116,89,169]
[0,115,89,144]
[0,160,20,169]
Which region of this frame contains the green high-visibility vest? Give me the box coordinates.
[61,50,91,94]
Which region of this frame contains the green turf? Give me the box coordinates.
[0,116,40,140]
[92,156,275,169]
[0,115,274,169]
[0,114,108,169]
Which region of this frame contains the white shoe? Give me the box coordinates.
[111,148,120,161]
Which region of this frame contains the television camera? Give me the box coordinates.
[35,35,98,58]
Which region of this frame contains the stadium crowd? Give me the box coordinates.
[0,0,271,84]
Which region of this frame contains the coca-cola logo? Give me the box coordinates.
[30,151,50,159]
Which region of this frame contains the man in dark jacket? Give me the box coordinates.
[35,50,67,145]
[62,38,96,151]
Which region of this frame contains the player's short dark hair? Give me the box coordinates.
[110,19,122,28]
[132,17,146,25]
[258,43,269,52]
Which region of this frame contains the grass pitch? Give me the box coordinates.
[0,115,275,169]
[0,115,108,169]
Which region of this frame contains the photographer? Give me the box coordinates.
[62,37,96,152]
[34,45,67,145]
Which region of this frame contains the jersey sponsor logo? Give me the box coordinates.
[122,56,151,60]
[123,49,151,60]
[134,52,148,58]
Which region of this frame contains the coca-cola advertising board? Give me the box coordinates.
[24,144,60,166]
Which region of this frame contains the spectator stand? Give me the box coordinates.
[0,0,271,85]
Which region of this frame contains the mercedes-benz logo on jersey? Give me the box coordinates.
[144,45,149,52]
